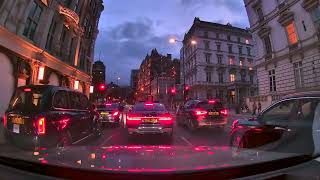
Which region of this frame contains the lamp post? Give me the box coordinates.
[169,37,197,102]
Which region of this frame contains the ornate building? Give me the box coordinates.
[136,49,180,104]
[181,18,257,106]
[0,0,103,116]
[244,0,320,109]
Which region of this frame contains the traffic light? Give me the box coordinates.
[184,85,190,101]
[170,87,176,95]
[98,84,106,91]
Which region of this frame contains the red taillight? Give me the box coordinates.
[37,117,46,135]
[3,114,7,128]
[158,114,173,121]
[194,109,208,116]
[23,88,32,92]
[112,111,120,117]
[145,103,154,106]
[126,114,142,125]
[208,100,216,104]
[105,103,112,106]
[220,109,228,116]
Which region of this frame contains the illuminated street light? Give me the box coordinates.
[191,39,197,45]
[169,38,176,44]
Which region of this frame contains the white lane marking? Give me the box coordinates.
[102,134,115,145]
[72,134,94,145]
[180,136,193,146]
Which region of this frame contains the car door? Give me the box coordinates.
[79,94,92,135]
[68,92,88,140]
[248,99,298,149]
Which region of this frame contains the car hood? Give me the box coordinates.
[0,146,305,173]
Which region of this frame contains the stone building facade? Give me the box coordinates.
[0,0,103,116]
[244,0,320,109]
[181,18,257,106]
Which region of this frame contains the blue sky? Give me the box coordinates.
[94,0,250,85]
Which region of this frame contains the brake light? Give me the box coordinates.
[3,114,7,128]
[208,100,216,104]
[194,109,208,116]
[105,103,112,106]
[23,88,32,92]
[37,117,46,135]
[112,111,119,117]
[126,114,142,125]
[220,109,228,116]
[145,102,154,106]
[158,114,173,121]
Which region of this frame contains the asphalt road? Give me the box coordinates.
[78,113,252,147]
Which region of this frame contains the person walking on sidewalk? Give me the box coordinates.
[252,102,257,116]
[258,102,262,113]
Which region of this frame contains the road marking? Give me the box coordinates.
[179,136,193,146]
[72,134,94,145]
[102,134,115,145]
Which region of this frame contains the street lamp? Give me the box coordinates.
[117,77,120,85]
[168,37,197,102]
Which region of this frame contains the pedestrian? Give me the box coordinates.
[258,102,262,113]
[252,102,257,116]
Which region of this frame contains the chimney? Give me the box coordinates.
[167,54,172,60]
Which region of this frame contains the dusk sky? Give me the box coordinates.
[94,0,250,85]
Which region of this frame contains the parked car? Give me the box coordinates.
[176,99,228,131]
[126,102,173,139]
[230,91,320,154]
[96,103,124,127]
[3,85,102,149]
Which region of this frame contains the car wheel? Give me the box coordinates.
[57,131,72,148]
[188,119,197,132]
[93,116,102,137]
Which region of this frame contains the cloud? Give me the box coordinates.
[95,18,181,85]
[180,0,244,12]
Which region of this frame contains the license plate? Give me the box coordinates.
[12,117,24,124]
[143,118,158,123]
[13,124,20,133]
[209,112,219,116]
[100,112,109,115]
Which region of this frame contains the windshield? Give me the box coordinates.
[97,103,119,111]
[132,103,167,112]
[0,0,320,178]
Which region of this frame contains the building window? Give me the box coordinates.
[230,74,236,82]
[216,44,221,51]
[256,7,264,21]
[60,26,68,58]
[68,38,74,64]
[63,0,72,7]
[241,72,246,82]
[250,74,254,84]
[269,69,276,92]
[23,1,43,41]
[217,54,223,64]
[206,71,212,83]
[229,56,234,65]
[205,53,211,64]
[311,7,320,30]
[263,35,273,55]
[216,33,220,39]
[228,45,233,53]
[45,20,57,51]
[218,72,224,83]
[247,47,251,56]
[294,61,304,88]
[238,46,243,55]
[245,39,250,44]
[286,22,299,45]
[237,37,241,43]
[204,31,209,38]
[227,35,231,41]
[239,58,244,66]
[204,40,210,50]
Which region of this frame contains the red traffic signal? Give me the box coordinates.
[98,84,106,91]
[170,87,176,94]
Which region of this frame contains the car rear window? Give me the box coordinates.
[132,103,167,112]
[196,102,224,110]
[9,87,49,112]
[97,103,119,110]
